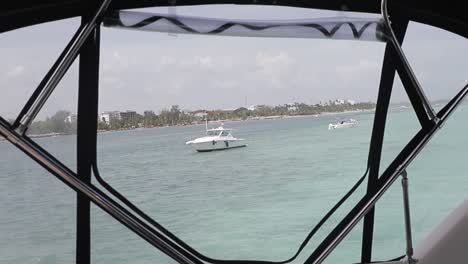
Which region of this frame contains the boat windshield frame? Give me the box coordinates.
[206,127,233,137]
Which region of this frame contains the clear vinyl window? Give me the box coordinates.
[95,5,384,263]
[1,4,467,264]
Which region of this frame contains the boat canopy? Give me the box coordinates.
[103,11,387,42]
[2,1,467,40]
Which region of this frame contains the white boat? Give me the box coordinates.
[186,123,247,152]
[328,119,357,130]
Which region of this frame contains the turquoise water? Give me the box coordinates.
[1,105,468,264]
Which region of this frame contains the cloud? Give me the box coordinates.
[159,55,177,67]
[193,56,213,68]
[256,52,295,71]
[3,65,25,78]
[254,52,297,89]
[336,59,379,76]
[3,6,467,119]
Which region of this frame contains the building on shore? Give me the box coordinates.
[285,103,298,112]
[334,99,346,105]
[331,99,356,106]
[247,105,257,111]
[190,110,208,119]
[144,110,155,117]
[99,111,121,125]
[64,113,77,123]
[120,110,137,123]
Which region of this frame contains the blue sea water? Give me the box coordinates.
[1,104,467,264]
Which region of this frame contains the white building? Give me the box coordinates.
[284,102,298,112]
[194,112,207,118]
[190,110,208,118]
[287,106,298,111]
[334,99,346,105]
[64,113,77,123]
[99,113,110,124]
[99,111,121,125]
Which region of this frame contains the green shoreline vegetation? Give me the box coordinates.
[1,101,376,138]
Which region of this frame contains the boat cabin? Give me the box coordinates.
[206,127,233,137]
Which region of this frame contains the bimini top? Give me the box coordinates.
[1,0,468,40]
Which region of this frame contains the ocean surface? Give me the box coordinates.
[1,104,468,264]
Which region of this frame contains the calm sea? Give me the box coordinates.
[1,104,467,264]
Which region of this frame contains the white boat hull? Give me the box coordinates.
[328,122,356,130]
[188,139,247,152]
[328,119,357,130]
[186,124,247,152]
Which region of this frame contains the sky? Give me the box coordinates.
[0,5,467,120]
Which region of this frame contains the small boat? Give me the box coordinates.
[186,123,247,152]
[328,119,357,130]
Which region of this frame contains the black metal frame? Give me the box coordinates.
[361,15,409,263]
[76,10,101,264]
[0,1,467,264]
[12,0,113,135]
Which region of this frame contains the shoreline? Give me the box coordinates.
[1,108,375,141]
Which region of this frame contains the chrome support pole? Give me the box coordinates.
[381,0,437,122]
[401,170,417,264]
[15,0,114,134]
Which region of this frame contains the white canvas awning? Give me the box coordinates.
[104,10,387,42]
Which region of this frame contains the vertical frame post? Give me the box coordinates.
[361,17,408,263]
[13,0,112,134]
[76,15,100,264]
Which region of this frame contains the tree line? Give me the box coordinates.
[21,101,375,135]
[27,110,77,135]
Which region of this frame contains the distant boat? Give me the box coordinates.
[186,122,247,152]
[328,119,357,130]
